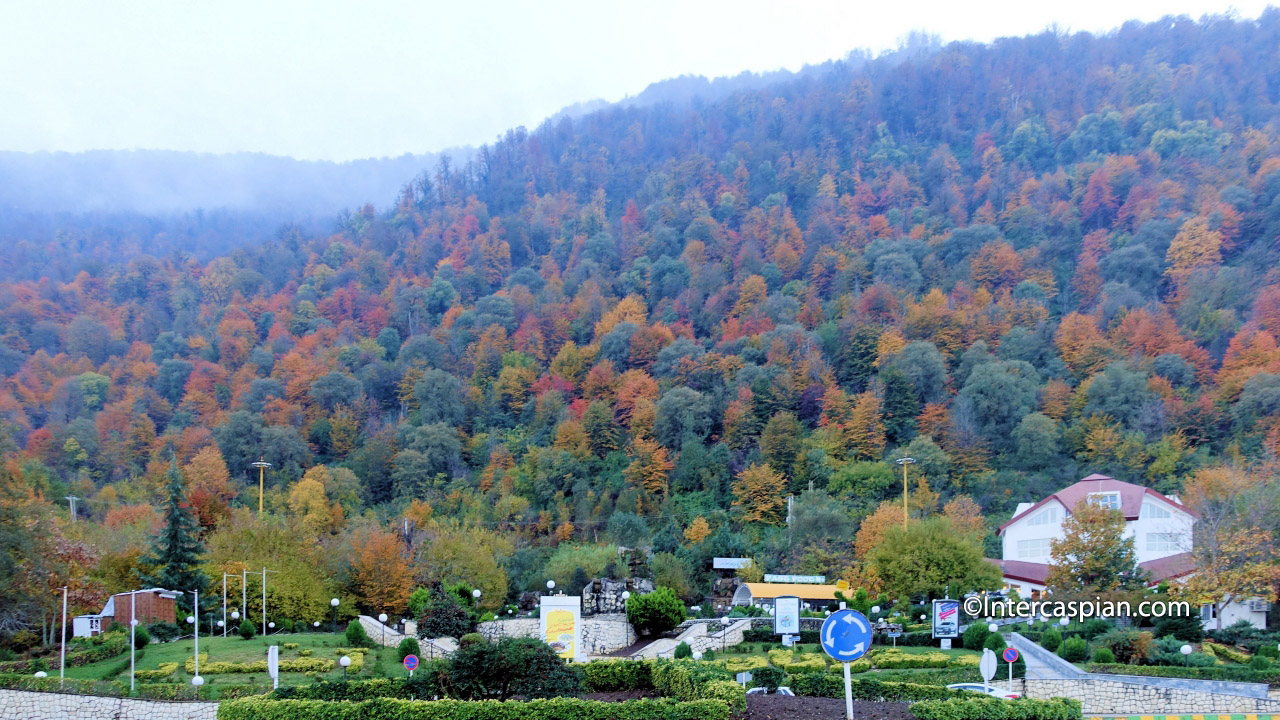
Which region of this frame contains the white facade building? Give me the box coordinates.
[990,474,1267,630]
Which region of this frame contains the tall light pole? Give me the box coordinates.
[184,589,201,689]
[222,574,229,638]
[331,598,340,633]
[251,459,272,516]
[895,457,917,529]
[472,588,481,622]
[378,613,388,648]
[59,586,67,689]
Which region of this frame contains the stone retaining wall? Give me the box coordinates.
[1007,677,1280,714]
[0,688,216,720]
[476,614,636,655]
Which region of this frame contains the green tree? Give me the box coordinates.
[867,517,1001,601]
[139,460,206,606]
[626,587,685,636]
[760,412,803,480]
[1046,500,1144,594]
[887,341,947,403]
[959,360,1039,448]
[1012,412,1061,469]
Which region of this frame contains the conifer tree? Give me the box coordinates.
[139,459,207,606]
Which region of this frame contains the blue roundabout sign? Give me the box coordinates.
[819,609,872,663]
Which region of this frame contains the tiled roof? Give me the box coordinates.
[998,474,1193,534]
[988,552,1197,587]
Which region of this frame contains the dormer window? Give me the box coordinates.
[1088,492,1120,510]
[1028,507,1061,526]
[1142,501,1172,519]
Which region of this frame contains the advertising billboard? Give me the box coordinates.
[932,599,960,638]
[774,595,801,636]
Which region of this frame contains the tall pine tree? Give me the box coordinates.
[139,459,207,607]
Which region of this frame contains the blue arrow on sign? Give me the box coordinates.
[819,609,872,662]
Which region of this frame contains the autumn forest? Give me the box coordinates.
[3,12,1280,645]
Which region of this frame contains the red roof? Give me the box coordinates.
[988,552,1196,587]
[997,475,1193,534]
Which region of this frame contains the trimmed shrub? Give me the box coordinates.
[751,665,785,692]
[1041,628,1062,653]
[983,632,1007,653]
[134,662,179,681]
[787,673,958,701]
[627,588,686,636]
[1092,647,1115,664]
[1060,636,1088,662]
[962,624,990,651]
[1097,629,1153,665]
[1086,663,1280,684]
[442,636,580,700]
[132,626,151,650]
[346,620,374,648]
[910,696,1082,720]
[651,660,731,701]
[582,660,653,692]
[219,696,730,720]
[1082,618,1113,640]
[702,680,746,714]
[239,619,257,640]
[397,637,421,662]
[673,641,692,659]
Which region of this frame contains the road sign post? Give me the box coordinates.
[1003,647,1019,689]
[979,648,997,696]
[404,653,418,678]
[819,609,872,720]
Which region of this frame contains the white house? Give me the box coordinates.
[990,474,1267,630]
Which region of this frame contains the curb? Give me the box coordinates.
[1087,715,1280,719]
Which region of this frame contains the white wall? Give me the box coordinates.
[1001,495,1194,564]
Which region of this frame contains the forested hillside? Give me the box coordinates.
[4,13,1280,638]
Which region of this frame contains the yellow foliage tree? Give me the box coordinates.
[683,516,711,545]
[732,463,786,525]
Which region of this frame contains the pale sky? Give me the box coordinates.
[0,0,1271,161]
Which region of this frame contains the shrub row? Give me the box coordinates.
[134,662,178,680]
[217,696,730,720]
[185,652,347,674]
[581,660,653,692]
[909,696,1083,720]
[786,673,959,702]
[274,674,446,702]
[1085,663,1280,685]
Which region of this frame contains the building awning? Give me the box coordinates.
[738,583,843,602]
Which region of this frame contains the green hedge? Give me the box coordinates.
[1085,663,1280,685]
[273,674,444,702]
[581,660,653,692]
[0,674,126,696]
[217,696,730,720]
[910,696,1082,720]
[787,672,958,702]
[650,660,732,701]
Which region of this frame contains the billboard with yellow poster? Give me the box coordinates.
[538,594,584,661]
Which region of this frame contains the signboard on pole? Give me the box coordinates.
[539,594,584,662]
[774,595,801,636]
[820,610,871,720]
[267,645,279,689]
[931,599,959,639]
[979,648,997,695]
[403,654,418,677]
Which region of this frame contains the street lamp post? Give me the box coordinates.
[59,586,68,689]
[546,580,555,595]
[339,655,351,681]
[251,460,272,516]
[378,613,388,648]
[331,598,340,633]
[720,615,730,652]
[472,588,482,623]
[231,610,240,636]
[186,588,201,688]
[895,457,916,529]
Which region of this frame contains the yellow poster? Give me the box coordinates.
[544,609,576,659]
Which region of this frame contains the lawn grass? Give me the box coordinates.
[62,632,424,689]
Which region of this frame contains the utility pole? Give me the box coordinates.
[59,586,67,689]
[251,460,272,516]
[895,457,916,529]
[64,496,80,522]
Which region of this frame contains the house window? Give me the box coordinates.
[1146,533,1180,552]
[1089,492,1121,510]
[1017,538,1051,559]
[1142,501,1172,519]
[1028,507,1061,526]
